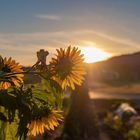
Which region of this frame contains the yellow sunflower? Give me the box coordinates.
[27,110,63,136]
[50,46,86,90]
[0,57,24,90]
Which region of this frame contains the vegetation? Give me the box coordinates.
[0,46,86,140]
[1,46,140,140]
[93,99,140,140]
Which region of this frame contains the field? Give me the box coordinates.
[23,75,140,140]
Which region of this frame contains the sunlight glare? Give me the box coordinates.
[80,46,112,63]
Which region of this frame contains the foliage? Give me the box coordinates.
[125,123,140,140]
[104,110,140,140]
[104,112,128,140]
[104,113,123,131]
[0,46,85,139]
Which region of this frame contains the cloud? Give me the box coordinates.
[88,30,140,49]
[36,14,61,20]
[1,30,140,49]
[0,29,140,65]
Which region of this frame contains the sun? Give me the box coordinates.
[80,46,112,63]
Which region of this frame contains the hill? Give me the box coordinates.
[88,51,140,86]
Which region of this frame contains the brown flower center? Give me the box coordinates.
[56,57,73,79]
[2,65,11,73]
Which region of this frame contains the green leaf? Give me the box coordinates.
[41,79,64,108]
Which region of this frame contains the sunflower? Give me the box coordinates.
[27,110,63,136]
[50,46,86,89]
[0,57,24,89]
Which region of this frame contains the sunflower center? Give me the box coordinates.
[56,57,73,79]
[2,65,11,73]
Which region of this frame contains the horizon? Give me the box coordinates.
[22,50,140,66]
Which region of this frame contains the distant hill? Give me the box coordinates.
[88,52,140,86]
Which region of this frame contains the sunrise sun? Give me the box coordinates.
[80,46,112,63]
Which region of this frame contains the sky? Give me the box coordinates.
[0,0,140,65]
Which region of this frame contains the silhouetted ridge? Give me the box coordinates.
[88,51,140,86]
